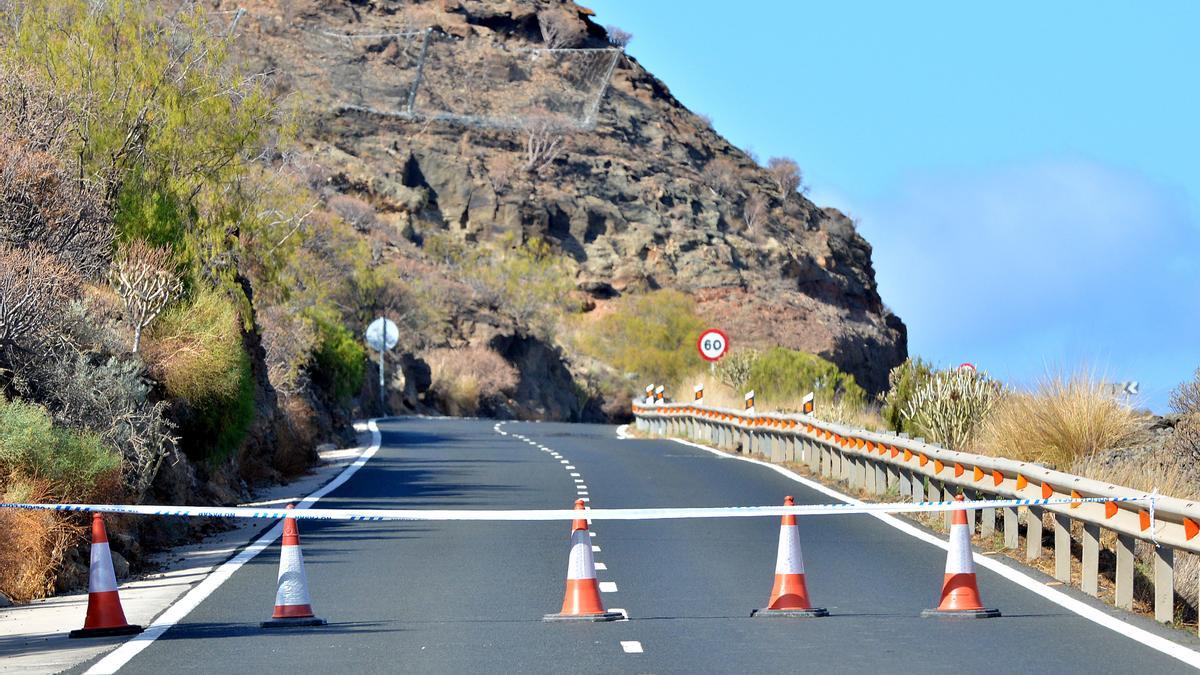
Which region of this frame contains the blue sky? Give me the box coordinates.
[596,0,1200,411]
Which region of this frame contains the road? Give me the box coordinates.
[82,417,1198,673]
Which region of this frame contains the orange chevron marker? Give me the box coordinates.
[1139,511,1151,532]
[1185,518,1199,540]
[934,459,945,474]
[918,454,929,467]
[1041,483,1053,499]
[972,467,983,481]
[1105,501,1118,519]
[903,449,913,461]
[992,470,1003,487]
[954,463,964,478]
[890,446,899,458]
[1016,475,1028,491]
[1070,490,1082,509]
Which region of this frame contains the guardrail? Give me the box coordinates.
[633,400,1200,627]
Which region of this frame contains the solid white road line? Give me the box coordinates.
[659,434,1200,669]
[620,640,643,653]
[87,420,385,675]
[599,581,618,593]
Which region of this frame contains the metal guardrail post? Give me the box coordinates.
[1082,523,1101,596]
[1116,533,1136,610]
[1054,512,1071,582]
[1027,506,1045,561]
[1155,547,1174,623]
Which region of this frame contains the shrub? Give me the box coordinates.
[0,244,76,355]
[747,347,866,409]
[715,348,759,393]
[879,357,935,433]
[701,157,740,198]
[143,289,254,462]
[425,346,519,416]
[112,240,182,353]
[0,396,121,502]
[311,315,366,404]
[0,478,81,602]
[903,368,1003,451]
[259,305,318,396]
[577,289,705,387]
[766,157,803,196]
[605,25,633,48]
[1170,368,1200,415]
[975,372,1137,467]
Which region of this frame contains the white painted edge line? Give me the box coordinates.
[620,640,643,654]
[86,420,385,675]
[662,435,1200,669]
[615,424,631,440]
[598,581,618,593]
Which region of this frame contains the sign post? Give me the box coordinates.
[365,317,400,414]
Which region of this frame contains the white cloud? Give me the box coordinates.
[843,158,1200,409]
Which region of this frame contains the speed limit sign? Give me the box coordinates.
[697,329,730,362]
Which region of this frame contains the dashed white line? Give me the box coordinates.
[573,479,585,484]
[565,465,576,470]
[559,460,569,464]
[599,581,618,593]
[591,544,601,551]
[620,641,643,654]
[594,562,607,570]
[570,472,580,477]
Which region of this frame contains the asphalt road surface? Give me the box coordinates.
[83,417,1199,673]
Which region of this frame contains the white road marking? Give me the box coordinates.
[589,531,597,537]
[565,465,576,470]
[594,562,607,570]
[560,460,569,464]
[591,544,601,551]
[663,436,1200,669]
[599,581,618,593]
[574,479,585,484]
[610,607,630,621]
[580,497,590,503]
[615,424,631,440]
[86,421,386,675]
[577,492,589,496]
[620,640,643,653]
[570,472,581,477]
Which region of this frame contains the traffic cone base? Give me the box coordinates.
[261,616,328,628]
[923,496,1000,619]
[69,623,144,639]
[751,608,829,618]
[70,514,144,639]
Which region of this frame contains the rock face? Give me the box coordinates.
[224,0,907,403]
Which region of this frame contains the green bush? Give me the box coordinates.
[144,289,254,462]
[0,397,121,501]
[746,347,865,408]
[903,368,1003,451]
[577,289,705,386]
[880,357,934,433]
[312,315,366,404]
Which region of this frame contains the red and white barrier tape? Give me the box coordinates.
[0,495,1149,522]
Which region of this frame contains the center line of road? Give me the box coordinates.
[598,581,618,593]
[620,641,643,654]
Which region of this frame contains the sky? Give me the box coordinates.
[595,0,1200,411]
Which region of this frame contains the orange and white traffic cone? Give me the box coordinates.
[544,499,622,622]
[262,504,327,628]
[922,494,1000,618]
[69,513,144,638]
[752,496,828,618]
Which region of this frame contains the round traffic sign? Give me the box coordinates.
[365,317,400,352]
[958,362,976,372]
[697,329,730,362]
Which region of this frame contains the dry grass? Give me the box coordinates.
[425,346,519,417]
[973,372,1138,468]
[0,479,83,602]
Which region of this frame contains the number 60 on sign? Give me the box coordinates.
[697,328,729,362]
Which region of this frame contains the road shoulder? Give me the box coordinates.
[0,422,377,675]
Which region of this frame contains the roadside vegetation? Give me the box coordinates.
[0,0,387,602]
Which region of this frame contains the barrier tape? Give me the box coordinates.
[0,496,1148,522]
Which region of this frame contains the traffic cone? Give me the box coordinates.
[922,495,1000,618]
[752,496,828,618]
[69,514,144,638]
[544,500,622,622]
[262,504,327,628]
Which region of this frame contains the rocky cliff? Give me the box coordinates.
[222,0,906,411]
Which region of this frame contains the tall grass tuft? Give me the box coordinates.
[973,371,1137,468]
